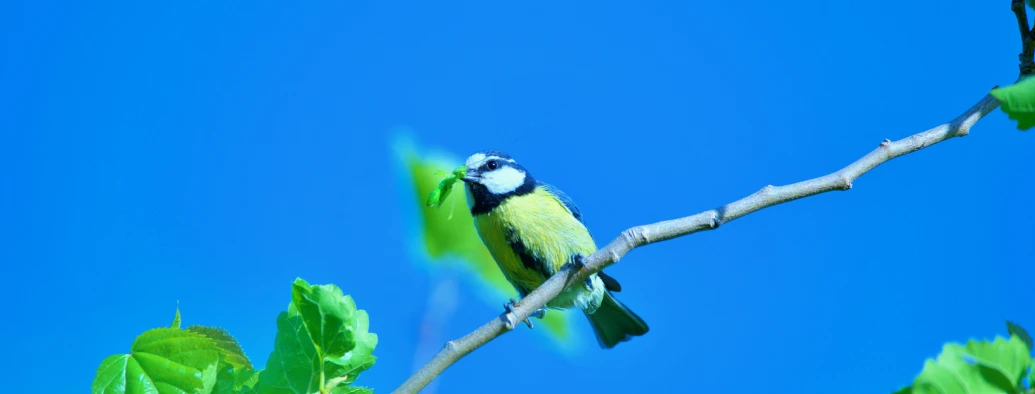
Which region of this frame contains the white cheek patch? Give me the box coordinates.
[482,166,526,194]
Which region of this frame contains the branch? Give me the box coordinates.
[392,91,1002,394]
[1014,0,1035,74]
[392,3,1032,392]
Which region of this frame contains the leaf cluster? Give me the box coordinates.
[91,278,377,394]
[993,0,1035,131]
[991,77,1035,131]
[893,322,1034,394]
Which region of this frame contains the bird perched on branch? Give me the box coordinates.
[460,150,648,348]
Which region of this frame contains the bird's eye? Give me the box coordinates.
[486,160,499,170]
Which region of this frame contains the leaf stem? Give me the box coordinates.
[319,353,329,394]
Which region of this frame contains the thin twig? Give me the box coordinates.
[1027,31,1035,74]
[1014,0,1035,74]
[1013,0,1029,44]
[392,92,1002,394]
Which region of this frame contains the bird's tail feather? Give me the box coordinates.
[584,292,648,349]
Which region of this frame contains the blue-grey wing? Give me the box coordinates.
[536,180,583,223]
[536,181,623,292]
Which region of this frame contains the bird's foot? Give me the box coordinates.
[571,254,596,289]
[561,253,594,290]
[569,253,588,269]
[503,298,535,329]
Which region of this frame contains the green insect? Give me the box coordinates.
[426,165,467,214]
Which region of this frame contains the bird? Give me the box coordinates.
[460,150,648,348]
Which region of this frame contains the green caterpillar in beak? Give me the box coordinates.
[426,165,467,208]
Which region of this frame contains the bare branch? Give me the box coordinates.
[1013,1,1030,44]
[392,4,1031,391]
[391,92,1002,394]
[1014,0,1035,74]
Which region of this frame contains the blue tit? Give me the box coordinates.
[460,150,648,349]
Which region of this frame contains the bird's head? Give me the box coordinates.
[461,150,536,214]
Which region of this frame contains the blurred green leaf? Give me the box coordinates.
[394,135,575,346]
[91,328,221,394]
[403,148,510,290]
[1006,321,1032,352]
[1029,369,1034,393]
[991,77,1035,131]
[963,335,1032,389]
[911,351,999,394]
[899,335,1031,394]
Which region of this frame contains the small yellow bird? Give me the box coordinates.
[460,150,648,348]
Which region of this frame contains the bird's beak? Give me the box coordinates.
[461,168,480,183]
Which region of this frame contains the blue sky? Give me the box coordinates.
[2,1,1032,393]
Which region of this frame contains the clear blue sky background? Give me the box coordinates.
[2,1,1032,393]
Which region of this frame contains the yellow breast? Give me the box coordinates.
[473,187,597,295]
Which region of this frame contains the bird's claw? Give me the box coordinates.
[531,307,547,319]
[570,253,587,269]
[561,253,587,272]
[566,254,595,289]
[503,298,535,329]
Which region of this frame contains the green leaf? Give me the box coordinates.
[91,328,221,394]
[976,362,1021,393]
[211,361,235,394]
[92,355,132,394]
[1028,0,1034,11]
[1029,368,1034,393]
[183,325,257,393]
[291,278,357,358]
[963,335,1032,389]
[991,77,1035,131]
[333,387,374,394]
[199,362,218,394]
[235,367,260,390]
[172,306,181,329]
[911,352,999,394]
[186,325,253,370]
[324,309,378,387]
[259,312,321,393]
[251,312,321,394]
[1006,321,1033,352]
[904,336,1031,394]
[252,279,378,394]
